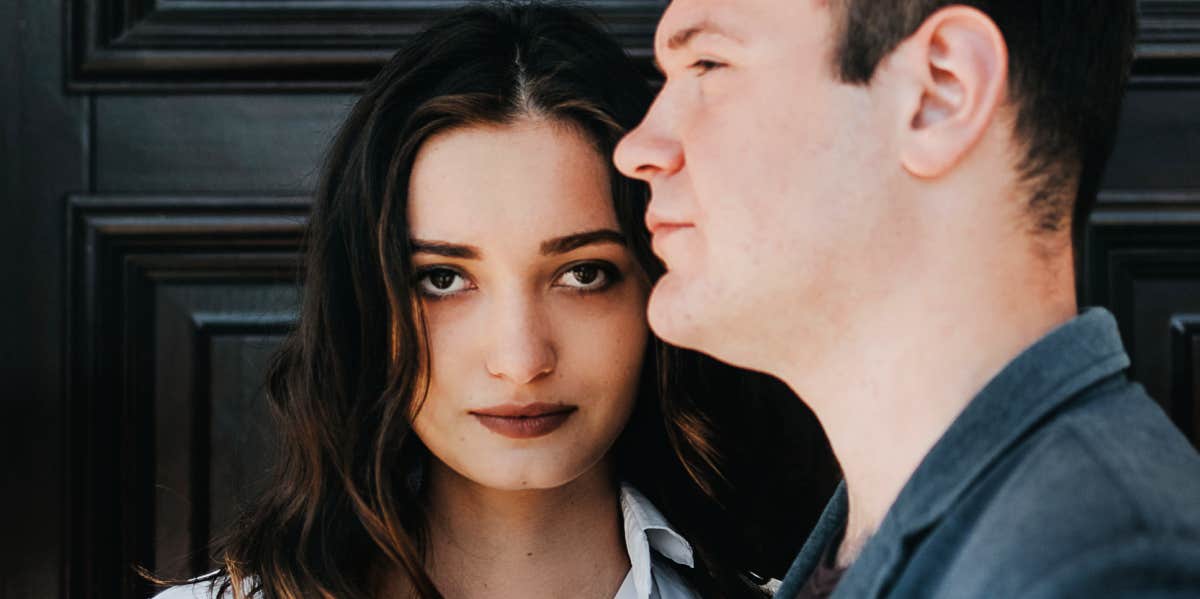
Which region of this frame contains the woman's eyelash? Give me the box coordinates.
[413,261,624,299]
[554,261,624,294]
[414,267,473,299]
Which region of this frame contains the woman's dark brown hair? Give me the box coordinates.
[147,2,838,598]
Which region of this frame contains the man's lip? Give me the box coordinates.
[645,211,694,236]
[469,403,577,418]
[649,222,695,236]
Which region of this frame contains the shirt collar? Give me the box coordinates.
[777,307,1132,598]
[620,483,694,599]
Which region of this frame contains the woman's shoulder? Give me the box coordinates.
[150,573,253,599]
[151,583,226,599]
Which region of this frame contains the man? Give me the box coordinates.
[614,1,1200,597]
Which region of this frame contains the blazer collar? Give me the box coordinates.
[778,308,1131,598]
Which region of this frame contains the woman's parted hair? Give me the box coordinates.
[173,3,803,598]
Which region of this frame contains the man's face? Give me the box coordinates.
[615,0,894,371]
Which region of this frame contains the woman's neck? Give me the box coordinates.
[411,459,630,599]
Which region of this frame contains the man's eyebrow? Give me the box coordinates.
[540,229,627,255]
[411,240,481,259]
[665,20,741,52]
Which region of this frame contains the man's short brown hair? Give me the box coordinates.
[831,1,1138,243]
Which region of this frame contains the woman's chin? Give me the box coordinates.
[462,466,580,492]
[443,447,609,494]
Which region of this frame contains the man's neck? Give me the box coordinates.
[782,238,1078,567]
[415,460,630,599]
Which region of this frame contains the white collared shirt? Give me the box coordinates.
[614,483,698,599]
[153,483,699,599]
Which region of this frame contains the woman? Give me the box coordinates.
[151,3,835,598]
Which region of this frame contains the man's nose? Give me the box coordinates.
[483,295,557,385]
[614,93,684,182]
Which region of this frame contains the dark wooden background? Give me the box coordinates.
[2,1,1198,597]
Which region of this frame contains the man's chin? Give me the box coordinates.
[647,274,714,352]
[648,275,765,372]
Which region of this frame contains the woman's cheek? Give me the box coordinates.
[562,294,649,399]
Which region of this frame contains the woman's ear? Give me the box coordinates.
[887,6,1009,179]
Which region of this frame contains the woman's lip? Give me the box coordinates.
[470,408,576,439]
[470,402,576,418]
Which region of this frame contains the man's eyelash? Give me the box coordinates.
[690,59,725,75]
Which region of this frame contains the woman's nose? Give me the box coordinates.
[483,295,557,385]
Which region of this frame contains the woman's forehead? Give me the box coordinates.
[407,119,619,250]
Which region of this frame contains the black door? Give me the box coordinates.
[2,1,1198,597]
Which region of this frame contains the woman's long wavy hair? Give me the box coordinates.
[147,3,839,598]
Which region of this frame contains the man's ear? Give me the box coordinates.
[888,6,1008,179]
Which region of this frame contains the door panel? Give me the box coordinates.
[95,95,351,193]
[63,195,307,597]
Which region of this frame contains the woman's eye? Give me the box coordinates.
[555,263,614,292]
[417,268,471,297]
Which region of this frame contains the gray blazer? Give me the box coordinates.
[776,308,1200,598]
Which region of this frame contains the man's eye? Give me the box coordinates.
[417,268,471,297]
[555,263,617,291]
[690,59,725,75]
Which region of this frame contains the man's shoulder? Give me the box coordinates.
[999,378,1200,526]
[930,380,1200,594]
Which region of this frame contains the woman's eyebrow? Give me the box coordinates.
[540,229,627,255]
[411,240,481,259]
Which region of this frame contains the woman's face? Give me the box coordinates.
[407,118,651,491]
